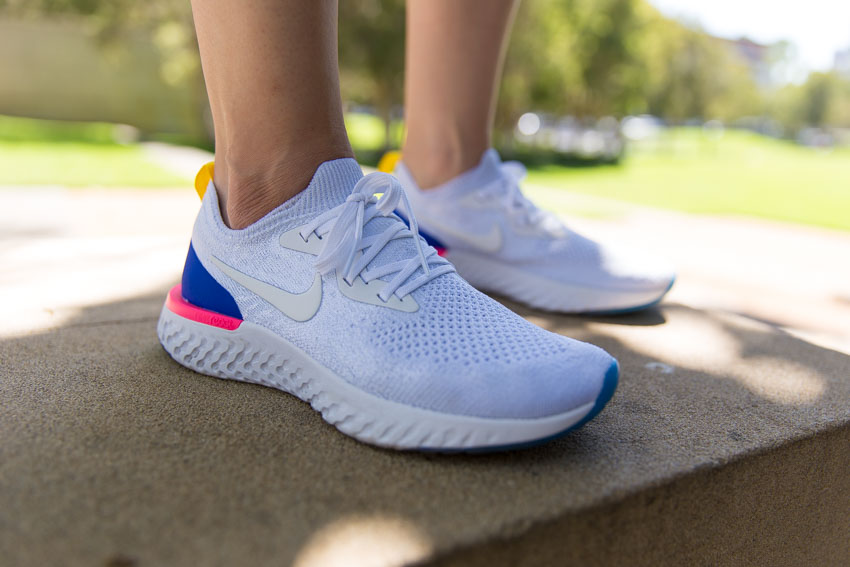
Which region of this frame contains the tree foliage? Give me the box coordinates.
[3,0,844,143]
[769,72,850,134]
[338,0,406,150]
[499,0,763,128]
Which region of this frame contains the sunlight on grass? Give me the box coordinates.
[344,112,403,151]
[526,129,850,232]
[0,114,120,144]
[0,115,188,187]
[0,141,187,187]
[2,114,848,230]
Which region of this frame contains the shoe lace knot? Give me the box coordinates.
[301,172,454,301]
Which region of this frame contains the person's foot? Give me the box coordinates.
[157,158,618,451]
[391,149,676,314]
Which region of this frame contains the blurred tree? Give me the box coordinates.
[569,0,650,116]
[496,0,580,143]
[338,0,406,151]
[497,0,764,136]
[800,73,842,127]
[4,0,843,147]
[636,10,762,124]
[769,72,850,133]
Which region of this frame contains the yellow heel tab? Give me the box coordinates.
[377,151,402,174]
[194,162,215,200]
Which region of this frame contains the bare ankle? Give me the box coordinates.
[217,173,291,230]
[214,144,354,229]
[402,134,487,190]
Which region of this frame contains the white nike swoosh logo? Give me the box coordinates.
[210,256,322,322]
[423,218,503,253]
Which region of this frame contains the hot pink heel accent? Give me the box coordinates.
[166,284,243,330]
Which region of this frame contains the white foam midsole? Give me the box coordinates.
[446,249,668,313]
[157,303,595,450]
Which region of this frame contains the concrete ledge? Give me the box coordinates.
[2,292,848,566]
[427,425,850,566]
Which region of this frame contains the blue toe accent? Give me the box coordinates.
[567,358,619,431]
[181,242,243,319]
[420,358,620,454]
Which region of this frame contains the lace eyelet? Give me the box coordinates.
[376,293,389,303]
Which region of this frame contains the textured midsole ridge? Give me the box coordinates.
[157,302,595,450]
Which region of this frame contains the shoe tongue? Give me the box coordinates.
[433,148,505,196]
[363,215,418,279]
[455,148,503,191]
[286,157,364,218]
[479,148,504,175]
[358,189,431,288]
[232,157,364,234]
[254,157,429,287]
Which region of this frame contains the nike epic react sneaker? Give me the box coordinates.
[157,158,618,451]
[389,149,676,314]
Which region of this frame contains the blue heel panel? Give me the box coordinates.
[419,227,448,251]
[181,243,243,320]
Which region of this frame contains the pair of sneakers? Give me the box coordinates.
[157,152,674,451]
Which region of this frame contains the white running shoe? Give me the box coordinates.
[157,158,618,451]
[392,149,676,314]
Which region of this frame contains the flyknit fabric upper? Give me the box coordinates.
[190,158,612,419]
[395,149,674,292]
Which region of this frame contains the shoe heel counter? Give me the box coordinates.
[181,243,243,319]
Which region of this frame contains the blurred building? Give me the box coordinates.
[718,37,776,88]
[834,47,850,79]
[0,17,207,139]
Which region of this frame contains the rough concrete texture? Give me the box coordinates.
[1,186,849,566]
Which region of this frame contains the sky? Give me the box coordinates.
[648,0,850,72]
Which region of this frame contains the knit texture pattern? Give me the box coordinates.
[395,149,675,291]
[189,158,612,419]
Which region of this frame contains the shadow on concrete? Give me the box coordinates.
[0,226,60,241]
[491,295,668,327]
[2,288,849,566]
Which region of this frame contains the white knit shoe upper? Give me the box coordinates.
[186,158,614,420]
[395,149,676,313]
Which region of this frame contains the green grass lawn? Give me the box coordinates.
[526,128,850,232]
[2,114,849,231]
[0,115,187,187]
[0,142,188,187]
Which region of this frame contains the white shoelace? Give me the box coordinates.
[479,161,566,237]
[299,172,455,301]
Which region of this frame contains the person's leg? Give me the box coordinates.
[191,0,353,228]
[159,0,620,452]
[394,0,675,313]
[401,0,519,189]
